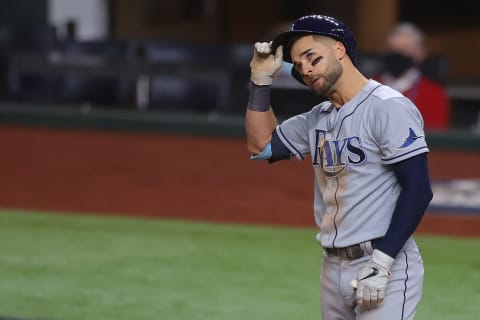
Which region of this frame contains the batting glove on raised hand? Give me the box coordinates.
[250,41,283,86]
[352,249,395,308]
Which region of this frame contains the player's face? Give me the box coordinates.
[290,35,343,96]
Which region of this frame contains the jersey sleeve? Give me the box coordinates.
[373,97,429,164]
[275,113,311,160]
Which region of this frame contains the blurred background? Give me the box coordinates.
[0,0,479,131]
[0,2,479,319]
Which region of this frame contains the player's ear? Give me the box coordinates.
[334,41,347,62]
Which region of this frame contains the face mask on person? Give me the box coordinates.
[383,52,415,78]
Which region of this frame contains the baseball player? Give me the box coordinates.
[246,15,433,319]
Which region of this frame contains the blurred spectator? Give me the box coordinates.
[376,22,450,130]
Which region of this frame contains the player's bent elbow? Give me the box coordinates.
[246,129,272,154]
[246,137,270,154]
[247,141,264,154]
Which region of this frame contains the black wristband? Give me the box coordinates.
[247,81,271,112]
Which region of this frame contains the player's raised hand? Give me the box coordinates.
[352,249,395,308]
[250,41,283,86]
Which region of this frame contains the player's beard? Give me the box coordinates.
[312,59,343,96]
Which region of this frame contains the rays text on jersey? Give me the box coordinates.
[313,129,366,176]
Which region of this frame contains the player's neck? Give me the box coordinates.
[328,68,369,109]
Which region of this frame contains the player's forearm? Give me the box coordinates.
[245,108,277,154]
[246,41,283,154]
[375,153,433,258]
[245,79,277,154]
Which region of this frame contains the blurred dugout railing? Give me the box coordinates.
[0,23,252,115]
[0,23,479,129]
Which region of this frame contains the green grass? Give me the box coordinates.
[417,237,480,320]
[0,209,478,320]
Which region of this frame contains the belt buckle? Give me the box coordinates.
[340,247,351,260]
[325,242,369,260]
[346,247,355,259]
[340,245,364,260]
[325,247,351,259]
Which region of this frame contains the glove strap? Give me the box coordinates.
[371,249,395,275]
[247,81,271,112]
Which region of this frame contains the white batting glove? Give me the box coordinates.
[250,41,283,86]
[352,249,395,308]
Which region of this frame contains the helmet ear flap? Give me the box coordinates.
[291,67,305,85]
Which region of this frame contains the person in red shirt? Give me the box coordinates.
[376,23,450,130]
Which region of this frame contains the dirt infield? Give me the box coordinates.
[1,124,479,237]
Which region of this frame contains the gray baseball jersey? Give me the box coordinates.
[275,79,429,248]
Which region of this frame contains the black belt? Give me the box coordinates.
[324,240,377,260]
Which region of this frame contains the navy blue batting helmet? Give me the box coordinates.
[272,15,357,83]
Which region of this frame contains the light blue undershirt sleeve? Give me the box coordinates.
[250,142,272,160]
